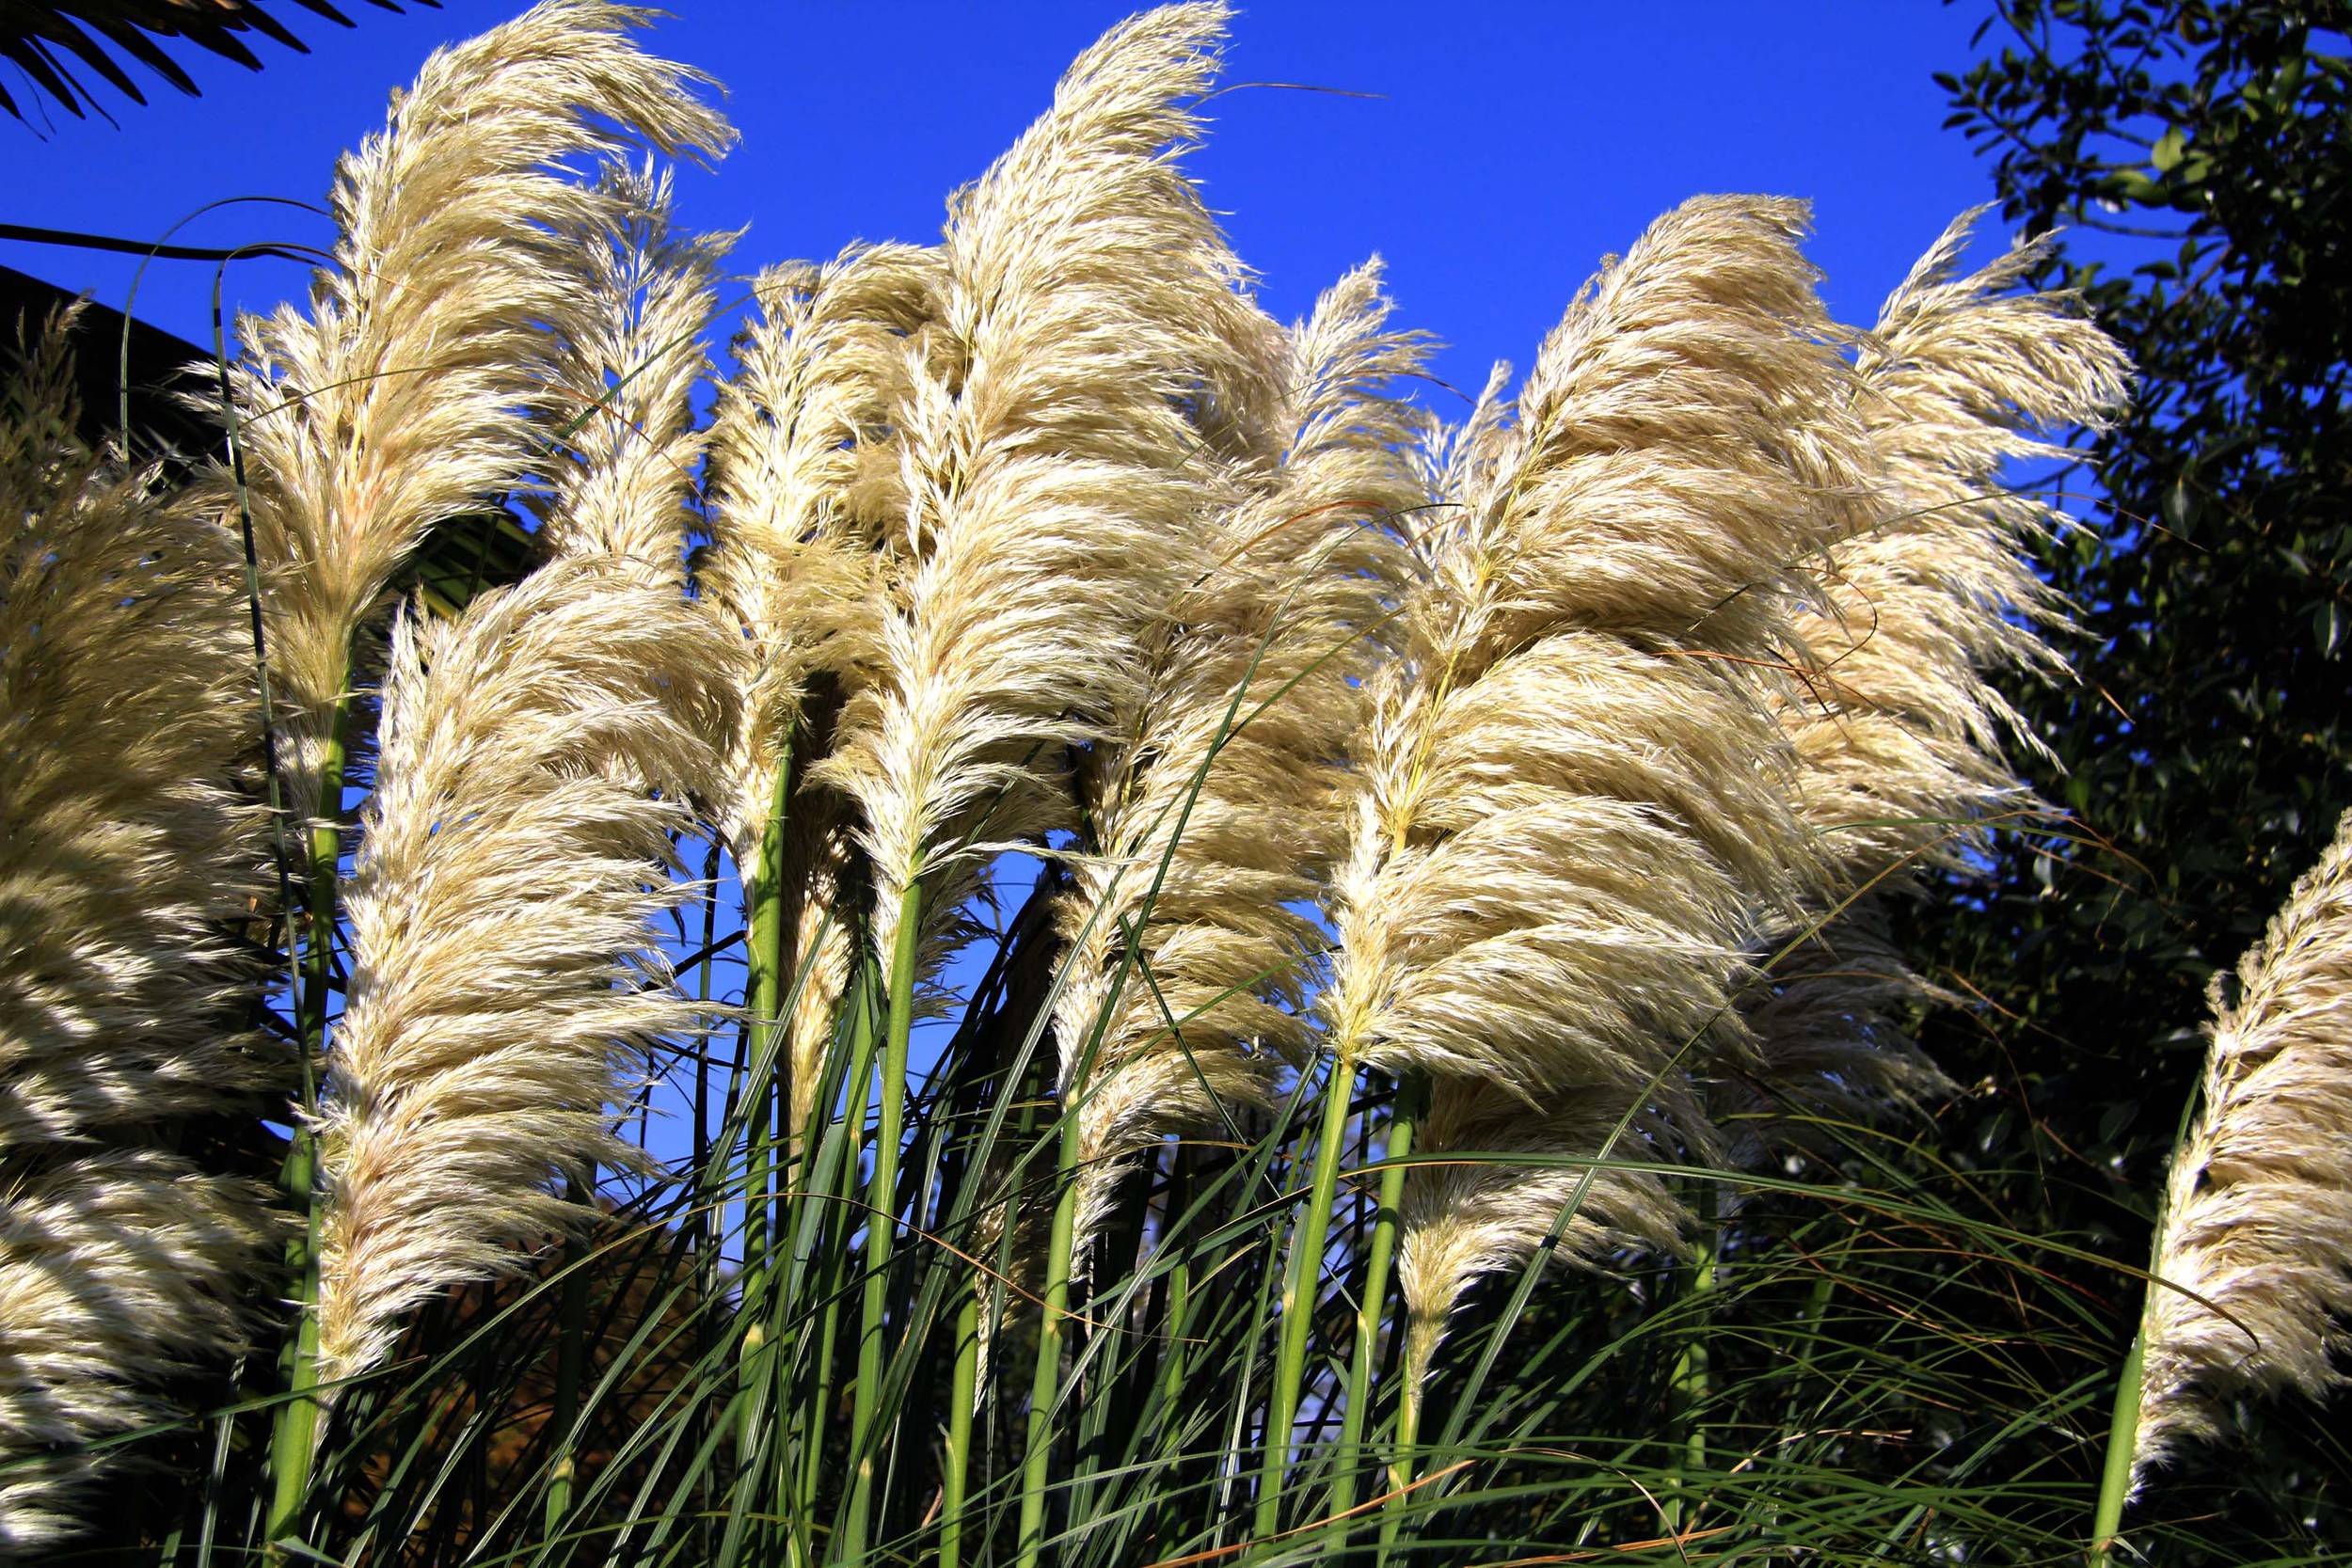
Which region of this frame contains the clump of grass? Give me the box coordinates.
[40,8,2343,1568]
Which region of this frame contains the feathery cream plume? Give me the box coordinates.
[700,244,941,880]
[699,245,944,1109]
[1331,198,1876,1382]
[536,158,738,585]
[1734,210,2128,1134]
[2131,809,2352,1486]
[1784,210,2130,882]
[1052,260,1424,1266]
[815,1,1276,975]
[2,1157,280,1547]
[313,561,737,1384]
[221,0,731,817]
[1395,1085,1689,1391]
[0,315,278,1548]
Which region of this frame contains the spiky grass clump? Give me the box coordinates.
[3,7,2210,1560]
[0,317,278,1548]
[313,562,739,1385]
[2132,808,2352,1485]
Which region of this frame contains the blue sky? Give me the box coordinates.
[8,2,2012,401]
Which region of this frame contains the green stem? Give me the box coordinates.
[1375,1360,1422,1568]
[715,748,797,1568]
[940,1283,982,1568]
[544,1178,592,1544]
[1662,1184,1721,1536]
[2090,1327,2146,1568]
[2092,1085,2203,1566]
[799,974,877,1537]
[1256,1059,1357,1545]
[1341,1070,1422,1533]
[729,747,795,1372]
[1015,1108,1085,1568]
[843,884,923,1560]
[1145,1151,1197,1534]
[264,720,345,1555]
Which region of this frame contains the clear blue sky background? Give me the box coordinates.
[8,2,2015,405]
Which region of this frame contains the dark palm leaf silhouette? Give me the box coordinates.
[0,0,437,122]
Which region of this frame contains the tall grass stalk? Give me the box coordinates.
[734,734,795,1469]
[263,711,345,1552]
[2091,1319,2150,1568]
[843,884,924,1559]
[1016,1092,1088,1568]
[1661,1183,1721,1536]
[1339,1069,1422,1528]
[1256,1061,1356,1543]
[542,1180,591,1540]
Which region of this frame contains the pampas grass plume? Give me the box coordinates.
[2132,809,2352,1487]
[1735,209,2128,1134]
[1354,196,1872,1382]
[313,562,738,1383]
[817,1,1276,973]
[537,158,738,585]
[1052,259,1425,1264]
[224,0,732,816]
[0,316,278,1548]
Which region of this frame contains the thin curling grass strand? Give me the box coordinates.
[313,560,740,1386]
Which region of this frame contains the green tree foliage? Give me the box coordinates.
[1915,0,2351,1542]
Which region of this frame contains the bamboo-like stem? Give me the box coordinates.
[545,1178,591,1541]
[800,968,877,1544]
[940,1276,982,1568]
[735,736,795,1461]
[1376,1362,1422,1568]
[1337,1070,1423,1528]
[264,715,346,1555]
[1256,1061,1357,1544]
[1662,1184,1721,1535]
[843,883,922,1560]
[689,845,723,1565]
[2090,1091,2194,1568]
[1016,1098,1088,1568]
[1147,1153,1199,1548]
